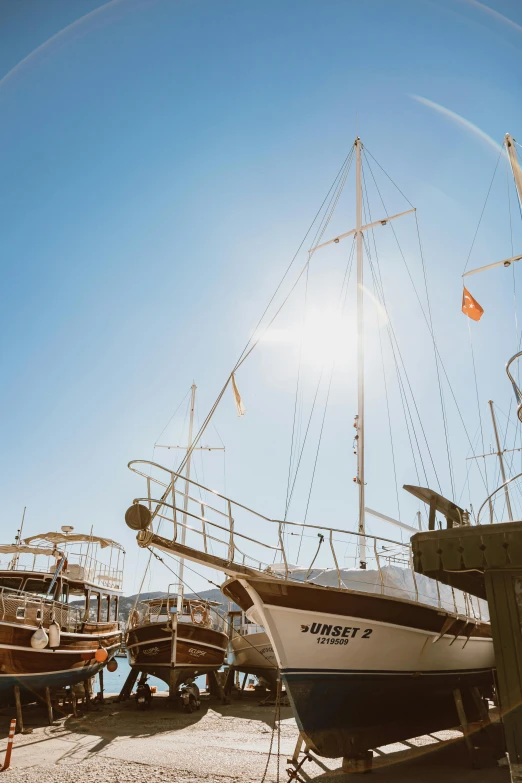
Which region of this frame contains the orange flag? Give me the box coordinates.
[462,287,484,322]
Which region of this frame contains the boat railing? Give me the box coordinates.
[0,554,124,592]
[476,472,522,525]
[129,598,225,632]
[0,586,81,632]
[128,461,487,621]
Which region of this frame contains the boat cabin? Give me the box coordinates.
[228,608,264,637]
[131,595,224,630]
[0,530,125,631]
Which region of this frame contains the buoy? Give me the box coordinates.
[30,626,49,649]
[95,647,108,663]
[48,620,61,649]
[106,658,118,672]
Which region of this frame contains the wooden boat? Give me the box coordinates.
[126,595,228,690]
[0,528,124,704]
[228,609,278,689]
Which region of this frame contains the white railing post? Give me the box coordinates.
[201,503,208,553]
[374,538,384,595]
[330,531,341,589]
[172,473,178,541]
[279,523,288,579]
[409,549,419,603]
[227,501,234,562]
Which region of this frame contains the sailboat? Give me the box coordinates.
[124,136,495,762]
[125,384,228,696]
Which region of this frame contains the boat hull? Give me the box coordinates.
[0,622,122,705]
[126,621,228,687]
[223,576,495,757]
[228,629,278,688]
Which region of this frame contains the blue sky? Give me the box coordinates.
[1,0,522,595]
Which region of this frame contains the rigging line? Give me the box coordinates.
[365,245,426,485]
[360,168,401,517]
[362,146,415,209]
[285,362,326,517]
[156,152,356,506]
[296,241,356,560]
[235,147,354,368]
[360,161,443,491]
[361,159,447,487]
[415,211,456,500]
[458,426,481,506]
[153,388,192,448]
[363,154,489,492]
[210,421,227,499]
[506,153,519,346]
[467,317,489,495]
[285,264,309,521]
[462,147,503,275]
[284,162,351,520]
[364,233,436,488]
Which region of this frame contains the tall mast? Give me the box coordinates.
[355,137,366,568]
[177,383,196,611]
[488,399,513,521]
[505,134,522,211]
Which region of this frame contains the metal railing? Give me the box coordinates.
[0,586,82,632]
[1,552,124,592]
[128,460,488,622]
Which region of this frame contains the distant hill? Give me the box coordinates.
[118,587,231,623]
[71,587,237,624]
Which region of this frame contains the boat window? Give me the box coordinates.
[23,579,51,597]
[0,577,23,591]
[15,607,25,620]
[88,593,100,621]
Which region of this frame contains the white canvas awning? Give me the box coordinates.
[0,544,59,556]
[24,532,124,551]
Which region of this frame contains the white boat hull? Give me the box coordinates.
[228,629,278,687]
[223,576,495,758]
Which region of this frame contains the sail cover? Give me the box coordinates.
[285,565,489,621]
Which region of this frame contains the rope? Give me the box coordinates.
[260,678,282,783]
[415,211,456,500]
[295,242,355,559]
[467,317,489,495]
[462,147,503,275]
[364,234,432,487]
[361,157,443,492]
[363,150,489,492]
[285,264,309,520]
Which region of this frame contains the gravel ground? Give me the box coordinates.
[0,693,511,782]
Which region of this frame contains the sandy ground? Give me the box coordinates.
[0,691,511,782]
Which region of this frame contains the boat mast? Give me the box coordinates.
[177,383,196,612]
[355,137,366,568]
[505,134,522,211]
[488,399,514,521]
[9,506,26,570]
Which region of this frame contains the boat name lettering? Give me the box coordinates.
[188,647,206,657]
[143,646,160,656]
[300,623,373,640]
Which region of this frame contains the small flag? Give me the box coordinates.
[231,373,246,417]
[462,287,484,322]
